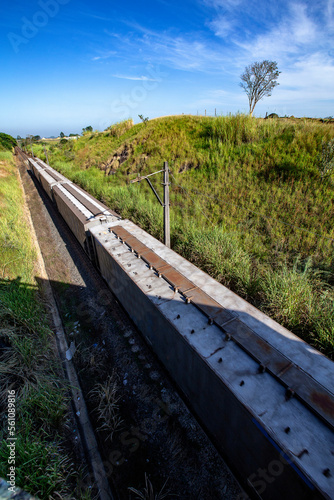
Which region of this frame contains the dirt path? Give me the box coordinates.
[17,157,243,500]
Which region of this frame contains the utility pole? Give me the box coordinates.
[130,162,171,248]
[163,161,170,248]
[44,146,50,165]
[29,137,34,157]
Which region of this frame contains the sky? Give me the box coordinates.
[1,0,333,137]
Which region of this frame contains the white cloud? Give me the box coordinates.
[112,74,158,81]
[328,0,334,28]
[208,15,234,37]
[280,53,334,100]
[112,22,231,72]
[237,3,318,60]
[203,0,244,10]
[92,50,116,61]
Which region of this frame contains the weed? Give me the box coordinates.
[318,138,334,180]
[128,473,171,500]
[88,371,123,441]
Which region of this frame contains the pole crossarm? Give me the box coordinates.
[130,163,170,248]
[130,169,164,184]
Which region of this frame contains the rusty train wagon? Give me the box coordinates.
[17,148,334,500]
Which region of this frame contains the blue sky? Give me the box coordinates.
[1,0,333,137]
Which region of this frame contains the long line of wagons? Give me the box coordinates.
[16,147,334,500]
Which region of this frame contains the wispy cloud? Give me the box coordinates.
[112,74,158,81]
[92,50,117,61]
[235,3,319,60]
[80,12,114,22]
[279,53,334,100]
[208,15,234,38]
[105,22,234,72]
[328,0,334,28]
[203,0,244,10]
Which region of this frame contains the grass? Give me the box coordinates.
[32,115,334,357]
[0,151,92,498]
[128,473,171,500]
[88,371,123,442]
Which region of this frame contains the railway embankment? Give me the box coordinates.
[0,150,91,498]
[14,150,243,499]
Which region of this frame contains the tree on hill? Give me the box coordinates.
[60,132,65,138]
[82,126,93,135]
[240,60,280,117]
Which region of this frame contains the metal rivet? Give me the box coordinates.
[186,297,191,304]
[225,334,231,341]
[284,427,291,434]
[259,364,266,373]
[240,380,245,386]
[323,469,331,478]
[177,314,180,319]
[208,318,213,325]
[191,329,195,334]
[174,287,178,293]
[218,357,222,363]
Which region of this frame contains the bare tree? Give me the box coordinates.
[240,60,280,116]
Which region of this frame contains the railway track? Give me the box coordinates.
[15,147,334,500]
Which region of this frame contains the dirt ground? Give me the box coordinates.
[17,156,244,500]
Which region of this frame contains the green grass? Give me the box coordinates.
[0,152,91,498]
[33,115,334,357]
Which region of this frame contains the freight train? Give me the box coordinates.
[15,147,334,500]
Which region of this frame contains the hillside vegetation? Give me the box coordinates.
[32,115,334,357]
[0,133,17,152]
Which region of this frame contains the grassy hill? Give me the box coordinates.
[0,132,17,152]
[32,114,334,357]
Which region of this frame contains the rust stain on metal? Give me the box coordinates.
[311,392,334,417]
[255,336,271,353]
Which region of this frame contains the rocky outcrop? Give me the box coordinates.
[102,142,134,175]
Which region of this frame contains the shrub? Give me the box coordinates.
[0,132,17,151]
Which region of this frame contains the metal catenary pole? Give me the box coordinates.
[130,162,171,248]
[163,161,170,248]
[44,146,50,165]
